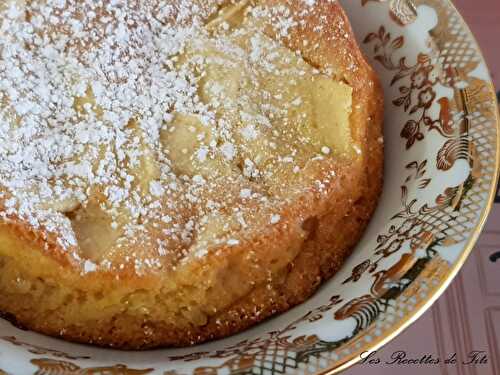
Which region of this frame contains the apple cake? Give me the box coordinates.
[0,0,383,349]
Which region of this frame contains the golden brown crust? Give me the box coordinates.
[0,0,383,349]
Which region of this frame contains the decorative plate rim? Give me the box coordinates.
[321,1,500,373]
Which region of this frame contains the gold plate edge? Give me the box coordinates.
[319,1,500,374]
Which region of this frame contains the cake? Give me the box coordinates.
[0,0,383,349]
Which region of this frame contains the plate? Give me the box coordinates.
[0,0,498,374]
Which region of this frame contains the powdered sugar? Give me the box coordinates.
[0,0,349,273]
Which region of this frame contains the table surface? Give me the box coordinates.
[453,0,500,89]
[345,2,500,374]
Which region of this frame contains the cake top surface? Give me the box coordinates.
[0,0,361,275]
